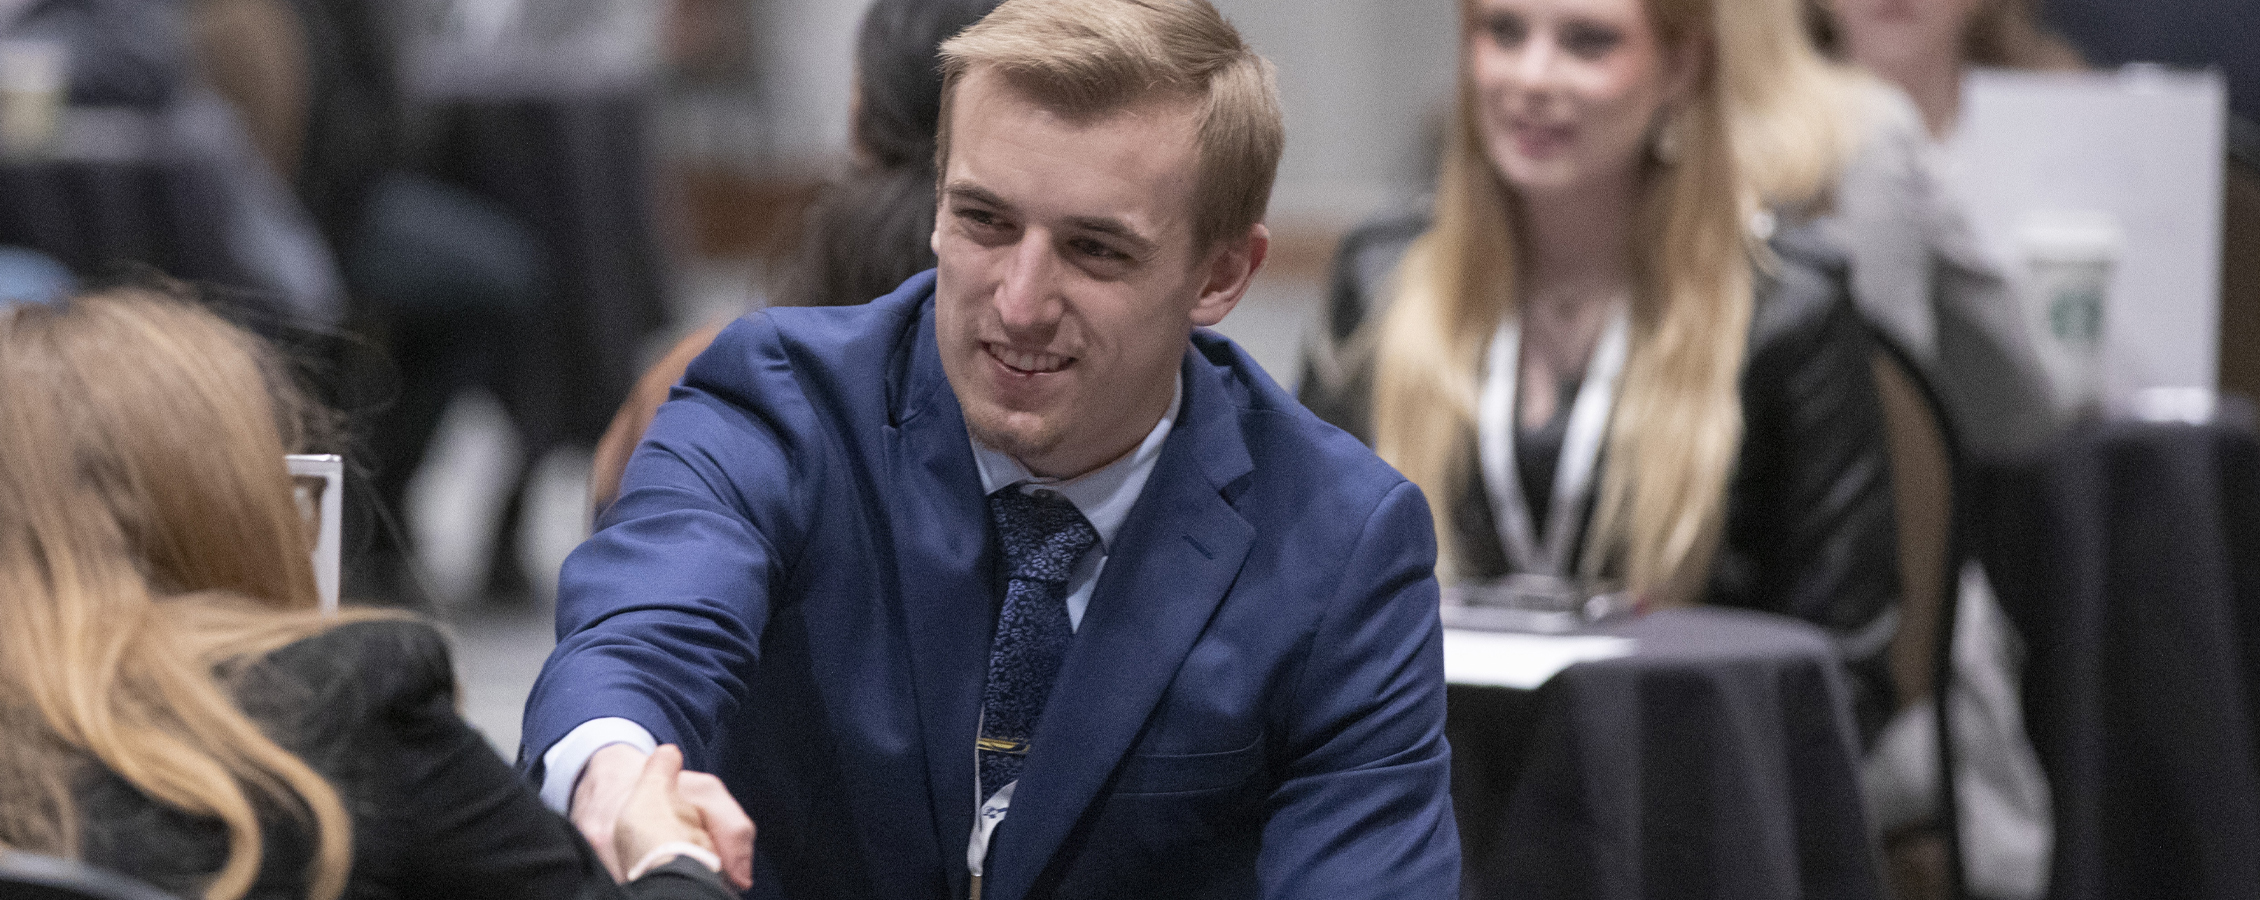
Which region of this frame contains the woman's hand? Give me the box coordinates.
[613,744,756,889]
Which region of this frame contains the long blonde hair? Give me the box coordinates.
[0,289,374,900]
[1367,0,1859,602]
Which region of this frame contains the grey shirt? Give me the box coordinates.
[1822,82,2064,461]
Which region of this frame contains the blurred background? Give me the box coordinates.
[447,0,2260,755]
[431,0,1467,753]
[0,0,2252,755]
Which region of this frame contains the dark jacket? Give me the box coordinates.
[1299,214,1902,739]
[74,618,730,900]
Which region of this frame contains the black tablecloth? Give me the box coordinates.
[1448,607,1884,900]
[0,157,249,291]
[1969,418,2260,900]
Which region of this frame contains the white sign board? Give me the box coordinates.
[1947,66,2226,406]
[288,454,344,613]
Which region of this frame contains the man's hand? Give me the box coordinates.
[571,743,651,880]
[676,758,755,888]
[615,745,757,888]
[573,743,756,889]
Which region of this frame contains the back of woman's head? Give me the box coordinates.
[778,0,1006,307]
[852,0,1010,168]
[781,163,948,308]
[0,288,354,900]
[0,288,319,608]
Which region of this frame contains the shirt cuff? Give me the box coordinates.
[538,717,658,813]
[627,841,723,881]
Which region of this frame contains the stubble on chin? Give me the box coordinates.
[962,402,1060,465]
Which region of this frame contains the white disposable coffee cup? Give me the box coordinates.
[2017,210,2121,414]
[0,40,67,158]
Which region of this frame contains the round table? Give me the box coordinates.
[1445,605,1885,900]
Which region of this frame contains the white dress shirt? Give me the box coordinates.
[961,376,1177,877]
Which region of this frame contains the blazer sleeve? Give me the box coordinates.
[1257,479,1460,899]
[1710,227,1903,741]
[520,312,823,775]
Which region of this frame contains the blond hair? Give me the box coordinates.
[0,289,383,900]
[935,0,1284,251]
[1366,0,1860,602]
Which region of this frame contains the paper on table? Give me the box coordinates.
[286,454,343,613]
[1443,628,1636,689]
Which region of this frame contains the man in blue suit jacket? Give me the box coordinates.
[521,2,1457,897]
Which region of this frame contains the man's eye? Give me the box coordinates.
[958,208,1004,229]
[1069,238,1126,261]
[1560,22,1622,58]
[1481,12,1526,49]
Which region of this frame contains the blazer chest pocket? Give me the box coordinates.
[1111,736,1265,796]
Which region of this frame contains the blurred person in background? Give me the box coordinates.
[1812,0,2080,139]
[1808,2,2085,898]
[1301,0,1897,708]
[2,0,346,325]
[1297,0,1900,884]
[0,0,182,107]
[192,0,608,608]
[1807,0,2075,461]
[0,286,752,899]
[589,0,1006,513]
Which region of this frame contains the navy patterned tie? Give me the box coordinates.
[977,487,1100,804]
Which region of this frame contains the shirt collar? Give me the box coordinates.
[970,371,1181,552]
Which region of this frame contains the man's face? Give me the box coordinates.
[933,69,1257,479]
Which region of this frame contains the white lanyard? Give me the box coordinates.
[1477,305,1630,577]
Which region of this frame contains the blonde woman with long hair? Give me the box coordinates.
[1301,0,1899,728]
[0,289,749,899]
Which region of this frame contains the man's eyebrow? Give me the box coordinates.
[943,182,1160,257]
[1063,216,1159,257]
[943,183,1012,211]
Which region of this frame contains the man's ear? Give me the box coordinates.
[1190,223,1269,328]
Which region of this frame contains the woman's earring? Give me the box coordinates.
[1650,109,1685,165]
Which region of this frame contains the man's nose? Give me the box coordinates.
[995,236,1064,334]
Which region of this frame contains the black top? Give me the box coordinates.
[1300,214,1902,739]
[73,619,731,900]
[1515,378,1579,542]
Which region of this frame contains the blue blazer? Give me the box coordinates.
[523,272,1458,900]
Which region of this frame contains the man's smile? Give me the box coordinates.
[986,343,1075,374]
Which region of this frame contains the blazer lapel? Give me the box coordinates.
[981,347,1257,900]
[886,297,993,895]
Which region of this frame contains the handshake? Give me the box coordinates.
[585,744,757,890]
